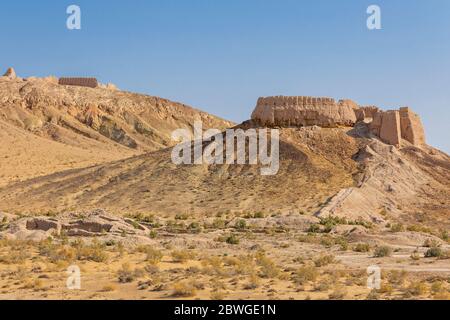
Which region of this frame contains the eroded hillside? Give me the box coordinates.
[0,126,360,216]
[0,71,233,185]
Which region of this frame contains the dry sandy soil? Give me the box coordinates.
[0,210,448,300]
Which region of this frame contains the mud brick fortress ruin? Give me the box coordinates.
[251,96,426,147]
[58,77,98,88]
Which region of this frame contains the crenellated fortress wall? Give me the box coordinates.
[251,95,426,147]
[252,96,357,128]
[58,77,98,88]
[256,96,336,106]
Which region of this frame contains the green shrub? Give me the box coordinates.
[307,224,321,233]
[188,222,202,234]
[390,223,404,233]
[235,219,247,230]
[319,216,348,233]
[253,212,265,219]
[127,212,155,224]
[424,247,443,258]
[373,246,392,257]
[175,213,189,220]
[337,238,349,251]
[225,234,240,245]
[439,230,449,242]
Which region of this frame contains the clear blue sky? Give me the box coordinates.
[1,0,449,152]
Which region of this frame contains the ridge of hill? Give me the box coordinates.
[0,71,233,185]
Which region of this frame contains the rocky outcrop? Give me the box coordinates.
[251,96,357,127]
[3,67,16,79]
[0,75,233,153]
[0,209,153,243]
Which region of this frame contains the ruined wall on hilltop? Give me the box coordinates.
[58,77,98,88]
[250,95,426,147]
[355,106,380,121]
[251,96,357,127]
[399,107,426,146]
[369,107,425,147]
[370,110,402,146]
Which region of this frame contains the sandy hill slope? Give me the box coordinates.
[1,118,448,229]
[0,79,448,230]
[0,74,232,185]
[315,124,450,230]
[0,125,361,216]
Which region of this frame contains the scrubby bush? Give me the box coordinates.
[225,234,240,245]
[386,270,407,286]
[211,218,226,229]
[210,290,226,300]
[439,230,449,242]
[353,243,371,253]
[390,223,404,233]
[328,286,347,300]
[319,216,348,233]
[73,240,108,262]
[379,283,394,295]
[406,281,427,296]
[307,224,321,233]
[337,238,349,251]
[256,252,280,278]
[38,240,76,264]
[171,249,195,263]
[314,254,335,267]
[424,246,443,258]
[431,281,445,294]
[292,266,319,285]
[117,263,135,283]
[171,281,197,297]
[373,246,392,258]
[144,247,163,264]
[410,249,421,260]
[235,219,247,230]
[188,222,202,234]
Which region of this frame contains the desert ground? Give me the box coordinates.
[0,70,448,300]
[0,209,449,300]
